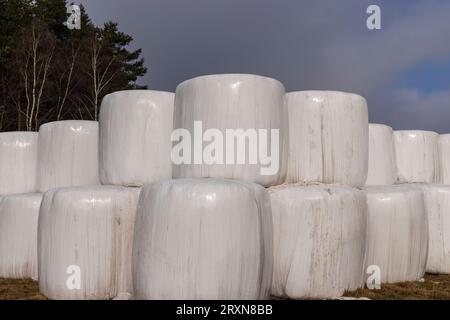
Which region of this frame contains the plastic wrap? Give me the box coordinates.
[36,121,99,192]
[0,132,38,195]
[285,91,368,187]
[366,124,396,185]
[439,134,450,184]
[133,179,273,300]
[173,74,287,187]
[0,193,42,279]
[393,130,440,183]
[418,184,450,274]
[38,186,140,300]
[99,90,174,186]
[364,186,427,283]
[269,185,366,298]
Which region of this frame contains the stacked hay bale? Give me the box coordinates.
[393,130,450,275]
[363,126,428,284]
[37,91,174,299]
[0,132,39,279]
[269,91,368,299]
[133,74,285,300]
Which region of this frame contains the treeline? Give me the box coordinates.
[0,0,147,131]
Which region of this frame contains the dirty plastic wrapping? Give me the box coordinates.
[285,91,368,187]
[0,132,38,195]
[366,124,396,185]
[0,193,42,279]
[269,185,366,298]
[393,130,440,183]
[173,74,287,187]
[364,186,428,283]
[38,186,141,300]
[418,184,450,274]
[36,121,100,192]
[439,134,450,184]
[99,90,175,186]
[133,179,273,300]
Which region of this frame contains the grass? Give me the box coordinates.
[1,274,450,300]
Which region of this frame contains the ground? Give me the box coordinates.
[1,274,450,300]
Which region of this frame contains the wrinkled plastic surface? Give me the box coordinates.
[394,130,440,183]
[133,178,273,300]
[439,134,450,184]
[366,124,396,185]
[36,121,99,192]
[173,74,287,187]
[0,193,42,279]
[99,90,174,186]
[285,91,368,187]
[0,132,38,195]
[419,184,450,274]
[269,184,366,298]
[364,185,427,283]
[38,186,140,300]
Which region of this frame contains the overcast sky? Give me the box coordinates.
[83,0,450,133]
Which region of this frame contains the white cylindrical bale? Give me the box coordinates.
[173,74,287,187]
[0,193,42,279]
[393,130,440,183]
[38,186,140,300]
[99,90,174,186]
[133,179,273,300]
[366,124,396,185]
[0,132,38,195]
[439,134,450,184]
[36,120,99,192]
[285,91,368,187]
[417,184,450,274]
[269,185,367,298]
[364,185,428,283]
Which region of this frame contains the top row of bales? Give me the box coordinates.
[1,74,450,195]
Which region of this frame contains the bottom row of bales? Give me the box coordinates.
[1,179,450,299]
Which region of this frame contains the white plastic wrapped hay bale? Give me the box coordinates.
[38,186,140,300]
[36,120,99,192]
[0,132,38,195]
[364,186,427,283]
[417,184,450,274]
[439,134,450,184]
[269,185,366,299]
[0,193,42,279]
[173,74,287,187]
[285,91,368,187]
[99,90,174,186]
[393,130,439,183]
[133,179,272,300]
[366,124,396,185]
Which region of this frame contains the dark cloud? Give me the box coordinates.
[83,0,450,133]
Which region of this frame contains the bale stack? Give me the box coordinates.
[363,125,428,284]
[269,90,368,299]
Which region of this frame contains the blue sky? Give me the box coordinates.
[83,0,450,133]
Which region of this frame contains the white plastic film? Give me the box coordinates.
[364,186,428,283]
[0,132,38,195]
[0,193,42,279]
[366,124,396,186]
[99,90,175,186]
[173,74,287,187]
[393,130,440,183]
[418,184,450,274]
[439,134,450,184]
[133,178,273,300]
[38,186,140,300]
[269,185,367,298]
[285,91,368,187]
[35,121,99,192]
